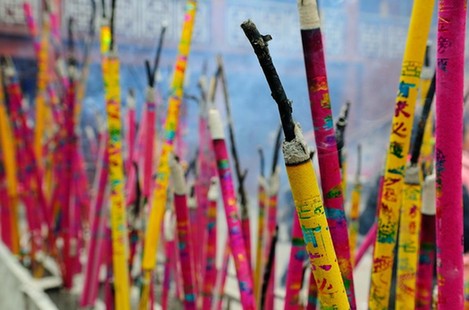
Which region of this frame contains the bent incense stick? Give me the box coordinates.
[348,144,361,265]
[208,108,256,309]
[366,0,435,307]
[435,1,467,308]
[241,20,349,309]
[139,2,198,308]
[395,73,436,309]
[415,173,436,310]
[170,156,197,309]
[296,2,355,306]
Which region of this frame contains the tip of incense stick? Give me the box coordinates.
[297,0,320,30]
[268,167,280,195]
[127,90,136,109]
[404,163,420,184]
[208,108,225,139]
[85,126,95,141]
[422,172,436,215]
[163,209,175,241]
[145,86,155,104]
[169,155,187,195]
[282,123,310,165]
[208,178,219,201]
[188,184,197,209]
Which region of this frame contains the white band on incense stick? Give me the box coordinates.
[163,209,175,241]
[404,164,420,185]
[169,155,187,195]
[208,108,225,139]
[208,177,219,201]
[269,168,280,196]
[258,175,267,190]
[421,172,436,215]
[145,86,155,104]
[128,92,136,109]
[297,0,320,30]
[282,123,311,165]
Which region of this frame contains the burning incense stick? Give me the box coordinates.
[241,19,349,309]
[435,1,467,308]
[296,2,355,306]
[139,2,198,308]
[366,0,435,307]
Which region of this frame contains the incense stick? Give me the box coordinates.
[435,1,467,307]
[139,2,198,308]
[367,0,435,306]
[208,108,256,309]
[241,19,349,309]
[296,2,355,306]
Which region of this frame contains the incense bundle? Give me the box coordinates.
[296,1,355,306]
[435,0,467,307]
[241,20,349,309]
[367,0,435,307]
[208,108,256,309]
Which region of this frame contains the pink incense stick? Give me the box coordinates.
[435,1,467,308]
[103,226,114,310]
[23,3,40,54]
[4,70,45,257]
[209,108,255,309]
[143,88,157,199]
[125,103,147,207]
[284,213,307,309]
[354,222,377,268]
[213,243,230,310]
[202,178,219,309]
[171,156,197,309]
[416,173,436,310]
[80,133,109,307]
[0,153,13,251]
[297,1,355,307]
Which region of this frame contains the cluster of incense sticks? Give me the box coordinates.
[0,0,467,309]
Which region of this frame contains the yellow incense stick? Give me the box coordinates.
[33,15,50,167]
[102,54,130,310]
[254,175,267,302]
[284,126,349,309]
[0,72,20,254]
[369,0,435,308]
[396,165,422,309]
[139,2,197,308]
